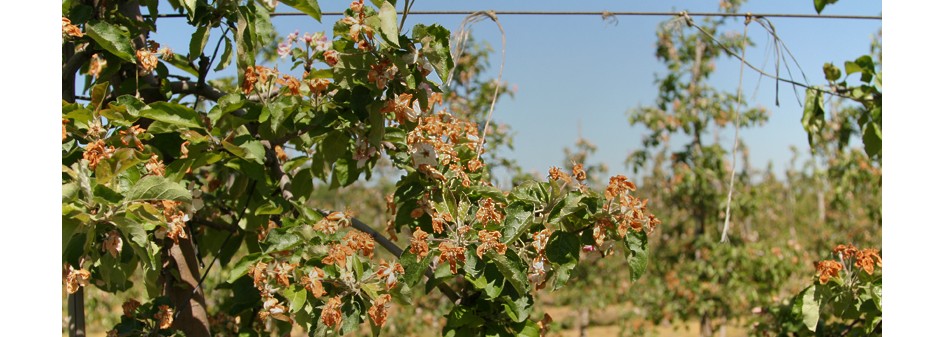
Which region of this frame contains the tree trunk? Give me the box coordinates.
[67,287,85,337]
[163,235,212,337]
[700,313,714,337]
[578,307,589,337]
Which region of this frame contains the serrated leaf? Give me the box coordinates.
[412,24,453,83]
[400,250,434,287]
[162,53,199,77]
[802,88,825,147]
[285,284,308,313]
[124,175,192,202]
[623,229,648,282]
[546,231,580,289]
[228,253,262,283]
[487,250,529,296]
[86,21,136,63]
[279,0,321,21]
[214,38,233,71]
[377,2,400,47]
[863,121,881,158]
[141,102,203,129]
[189,25,210,61]
[501,204,533,244]
[797,285,821,331]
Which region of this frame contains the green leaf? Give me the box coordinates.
[546,231,580,289]
[189,25,211,61]
[141,102,203,129]
[801,88,825,147]
[214,38,233,71]
[279,0,322,21]
[813,0,839,14]
[863,121,881,158]
[400,250,434,287]
[622,229,648,282]
[376,2,400,47]
[236,6,257,84]
[264,229,301,253]
[228,253,263,283]
[93,184,124,204]
[823,63,841,82]
[445,306,485,329]
[90,82,111,111]
[509,180,547,206]
[285,284,308,313]
[181,0,197,17]
[487,250,529,296]
[797,285,821,331]
[86,21,136,63]
[501,204,533,244]
[111,216,149,249]
[412,24,454,83]
[124,175,192,202]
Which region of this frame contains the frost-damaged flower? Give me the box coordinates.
[321,296,343,327]
[272,261,297,287]
[532,228,552,255]
[242,66,259,94]
[305,77,331,96]
[274,145,288,162]
[528,256,550,288]
[605,175,637,201]
[592,218,613,247]
[154,305,174,329]
[815,260,843,284]
[409,228,430,260]
[122,299,141,317]
[83,139,115,170]
[475,198,504,226]
[158,47,174,60]
[278,74,301,96]
[136,48,159,73]
[376,260,404,289]
[62,119,69,141]
[437,242,466,274]
[180,141,190,159]
[467,159,483,172]
[344,230,375,257]
[160,200,189,244]
[367,60,397,90]
[62,17,83,38]
[476,230,507,258]
[382,93,419,124]
[301,267,327,297]
[313,32,331,52]
[855,248,882,275]
[323,50,339,67]
[410,142,439,169]
[260,296,292,322]
[103,230,123,258]
[249,261,270,291]
[62,263,90,294]
[314,210,353,234]
[119,125,146,151]
[430,211,452,234]
[87,54,105,79]
[322,243,354,267]
[368,294,392,327]
[353,136,378,168]
[572,163,587,182]
[146,154,166,176]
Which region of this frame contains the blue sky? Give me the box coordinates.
[151,0,882,182]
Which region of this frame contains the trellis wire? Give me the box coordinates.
[148,10,881,20]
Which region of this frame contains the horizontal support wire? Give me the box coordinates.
[150,10,881,20]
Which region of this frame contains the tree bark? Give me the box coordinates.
[67,287,86,337]
[164,235,212,337]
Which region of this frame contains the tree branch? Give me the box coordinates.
[62,44,92,83]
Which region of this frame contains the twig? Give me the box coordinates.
[720,15,750,243]
[448,11,506,162]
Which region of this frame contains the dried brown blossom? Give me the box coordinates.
[321,296,343,327]
[437,242,466,274]
[476,230,507,258]
[83,139,115,170]
[155,305,174,329]
[368,294,391,327]
[63,263,90,294]
[410,228,430,260]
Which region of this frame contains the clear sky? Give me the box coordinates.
[149,0,882,182]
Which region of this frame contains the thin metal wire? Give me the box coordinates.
[149,10,881,20]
